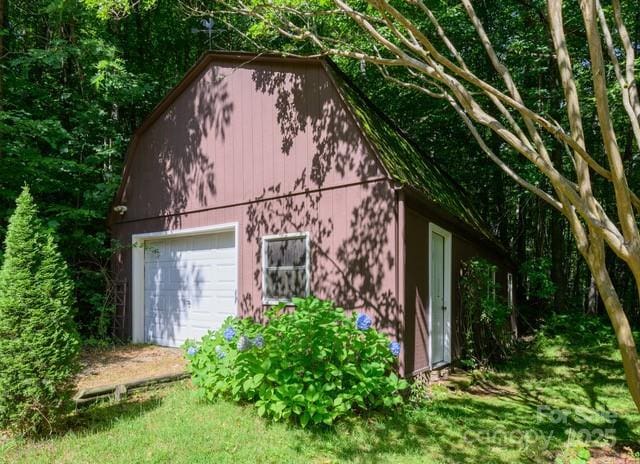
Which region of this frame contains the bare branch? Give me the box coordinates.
[596,1,640,166]
[581,0,638,243]
[445,95,564,212]
[612,0,640,120]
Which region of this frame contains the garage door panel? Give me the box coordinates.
[143,230,237,347]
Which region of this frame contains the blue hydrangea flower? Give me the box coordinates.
[223,326,236,341]
[389,341,401,357]
[187,346,198,357]
[253,334,265,349]
[215,345,226,359]
[237,335,252,352]
[356,313,372,331]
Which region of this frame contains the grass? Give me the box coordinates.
[1,317,639,464]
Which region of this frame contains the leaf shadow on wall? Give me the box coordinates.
[117,65,234,344]
[243,62,401,336]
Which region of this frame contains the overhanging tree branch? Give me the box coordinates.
[189,0,640,411]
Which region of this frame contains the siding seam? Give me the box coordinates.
[113,177,390,226]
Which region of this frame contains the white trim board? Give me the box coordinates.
[131,222,239,344]
[427,222,452,369]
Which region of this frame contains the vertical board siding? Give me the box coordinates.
[403,204,513,374]
[111,58,398,341]
[113,182,399,339]
[404,208,429,373]
[119,60,384,221]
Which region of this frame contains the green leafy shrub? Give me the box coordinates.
[186,296,407,427]
[540,312,614,347]
[0,187,80,436]
[459,259,513,369]
[521,257,556,302]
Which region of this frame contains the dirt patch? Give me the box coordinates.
[76,345,187,391]
[590,445,639,464]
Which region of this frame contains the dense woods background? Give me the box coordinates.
[1,0,639,340]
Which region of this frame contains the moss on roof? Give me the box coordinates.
[324,61,498,245]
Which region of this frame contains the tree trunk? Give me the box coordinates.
[550,147,567,311]
[0,0,5,112]
[603,296,640,412]
[535,198,546,259]
[515,194,527,306]
[586,276,599,314]
[586,241,640,411]
[551,211,566,310]
[495,171,508,244]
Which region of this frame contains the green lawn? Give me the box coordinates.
[2,322,639,464]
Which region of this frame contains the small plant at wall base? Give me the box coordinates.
[458,259,513,369]
[0,187,80,436]
[185,297,407,427]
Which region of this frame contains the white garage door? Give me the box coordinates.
[143,230,237,347]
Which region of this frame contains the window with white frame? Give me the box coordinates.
[262,232,310,303]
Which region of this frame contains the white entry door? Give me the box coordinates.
[143,230,237,347]
[430,224,451,367]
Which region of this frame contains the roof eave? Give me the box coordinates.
[399,184,514,262]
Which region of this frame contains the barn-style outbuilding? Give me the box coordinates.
[109,52,515,376]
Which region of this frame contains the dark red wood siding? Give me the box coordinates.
[403,199,514,375]
[110,57,402,344]
[110,54,514,376]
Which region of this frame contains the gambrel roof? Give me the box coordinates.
[322,60,496,244]
[111,51,500,248]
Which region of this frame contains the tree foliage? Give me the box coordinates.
[0,0,237,337]
[0,187,80,436]
[459,258,513,369]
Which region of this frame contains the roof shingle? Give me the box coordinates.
[324,60,498,245]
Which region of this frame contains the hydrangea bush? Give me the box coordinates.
[185,296,407,427]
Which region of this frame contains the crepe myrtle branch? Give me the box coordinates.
[190,0,633,249]
[358,2,576,163]
[200,0,634,257]
[445,96,565,213]
[580,0,638,246]
[384,66,573,215]
[417,2,538,155]
[611,0,640,121]
[460,0,554,176]
[392,1,633,218]
[376,64,445,100]
[371,0,621,187]
[596,1,640,160]
[594,3,640,215]
[184,0,640,411]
